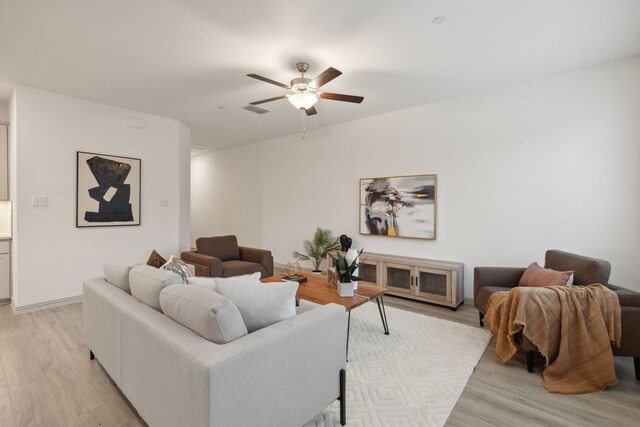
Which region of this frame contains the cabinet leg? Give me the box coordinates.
[479,312,484,327]
[634,357,639,380]
[89,350,95,360]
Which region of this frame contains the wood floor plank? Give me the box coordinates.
[1,297,638,427]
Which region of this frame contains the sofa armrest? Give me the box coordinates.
[239,246,274,277]
[474,267,525,298]
[180,251,223,277]
[204,303,347,426]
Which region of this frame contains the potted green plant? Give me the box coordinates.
[294,227,341,273]
[330,249,363,297]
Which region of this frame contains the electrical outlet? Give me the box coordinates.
[32,196,47,207]
[160,198,169,207]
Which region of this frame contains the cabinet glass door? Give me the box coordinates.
[384,262,413,295]
[358,260,379,284]
[416,267,450,302]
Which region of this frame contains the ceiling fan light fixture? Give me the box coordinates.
[288,92,318,110]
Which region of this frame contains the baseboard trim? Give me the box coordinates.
[12,295,83,315]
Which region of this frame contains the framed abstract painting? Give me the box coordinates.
[76,151,141,227]
[360,174,436,240]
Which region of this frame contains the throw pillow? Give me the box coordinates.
[213,272,262,287]
[103,261,140,293]
[159,285,248,344]
[215,277,298,333]
[130,264,184,311]
[161,254,194,283]
[187,276,218,292]
[147,250,167,268]
[518,262,574,287]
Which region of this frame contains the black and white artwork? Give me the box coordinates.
[360,174,436,240]
[76,151,141,227]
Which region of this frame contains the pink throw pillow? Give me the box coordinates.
[518,262,574,287]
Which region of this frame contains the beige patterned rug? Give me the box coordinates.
[303,302,492,427]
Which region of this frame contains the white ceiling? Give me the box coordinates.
[1,1,639,153]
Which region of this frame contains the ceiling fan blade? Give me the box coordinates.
[305,106,318,116]
[246,73,290,89]
[249,95,287,105]
[320,92,364,103]
[309,67,342,89]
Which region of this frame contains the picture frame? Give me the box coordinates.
[359,174,436,240]
[76,151,141,227]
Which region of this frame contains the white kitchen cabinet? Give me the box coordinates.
[0,124,6,200]
[0,240,10,302]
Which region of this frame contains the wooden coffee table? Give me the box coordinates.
[263,273,390,359]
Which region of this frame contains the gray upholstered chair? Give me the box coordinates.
[181,235,274,278]
[474,249,640,379]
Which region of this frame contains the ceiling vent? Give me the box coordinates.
[243,105,270,114]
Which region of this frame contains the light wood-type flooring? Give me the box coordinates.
[0,297,638,426]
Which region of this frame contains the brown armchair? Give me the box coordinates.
[474,249,640,379]
[181,235,274,278]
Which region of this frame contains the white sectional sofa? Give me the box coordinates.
[83,265,347,427]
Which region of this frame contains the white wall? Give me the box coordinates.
[191,57,640,296]
[10,86,190,310]
[0,103,8,122]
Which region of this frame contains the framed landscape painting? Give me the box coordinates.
[360,174,436,240]
[76,151,141,227]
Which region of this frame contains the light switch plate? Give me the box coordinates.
[32,196,47,207]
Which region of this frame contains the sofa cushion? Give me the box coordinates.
[147,250,167,268]
[518,262,573,287]
[161,255,194,283]
[187,276,218,291]
[196,235,240,261]
[159,285,248,344]
[130,264,184,311]
[608,284,640,307]
[216,277,298,333]
[475,286,512,313]
[104,262,140,293]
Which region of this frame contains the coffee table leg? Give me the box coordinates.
[376,296,390,335]
[346,311,351,362]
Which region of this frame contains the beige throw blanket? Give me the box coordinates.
[484,284,621,394]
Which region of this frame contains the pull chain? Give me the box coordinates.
[301,109,306,139]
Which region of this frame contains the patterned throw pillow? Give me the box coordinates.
[161,255,194,283]
[147,250,167,268]
[518,262,573,287]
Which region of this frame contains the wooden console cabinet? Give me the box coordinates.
[329,251,464,310]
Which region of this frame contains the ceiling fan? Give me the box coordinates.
[247,62,364,116]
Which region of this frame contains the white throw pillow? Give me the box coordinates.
[214,272,262,287]
[216,277,298,333]
[161,254,194,283]
[187,276,218,291]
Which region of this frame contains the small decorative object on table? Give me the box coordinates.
[283,261,307,283]
[330,249,363,297]
[339,234,353,251]
[327,267,338,287]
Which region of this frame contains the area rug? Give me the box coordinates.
[303,302,492,427]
